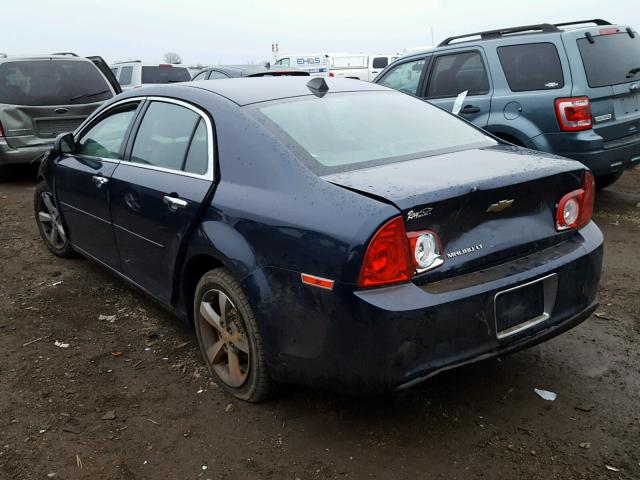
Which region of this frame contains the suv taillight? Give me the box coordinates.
[0,120,4,137]
[358,216,444,288]
[556,171,595,231]
[555,97,592,132]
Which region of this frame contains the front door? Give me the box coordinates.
[421,49,493,128]
[55,101,141,269]
[109,99,213,303]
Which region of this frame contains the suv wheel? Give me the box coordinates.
[34,182,74,258]
[595,171,623,190]
[194,268,273,402]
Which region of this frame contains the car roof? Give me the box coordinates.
[184,77,389,106]
[0,55,90,63]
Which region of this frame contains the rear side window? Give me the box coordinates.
[76,103,139,159]
[427,52,490,98]
[140,66,191,84]
[577,33,640,88]
[376,58,426,95]
[0,59,113,106]
[498,43,564,91]
[131,102,200,171]
[208,71,229,80]
[372,57,389,69]
[183,119,209,175]
[192,70,208,81]
[118,66,133,85]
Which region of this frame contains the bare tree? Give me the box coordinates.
[163,52,183,64]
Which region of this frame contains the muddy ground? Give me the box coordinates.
[0,166,638,480]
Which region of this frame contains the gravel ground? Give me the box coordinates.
[0,165,638,480]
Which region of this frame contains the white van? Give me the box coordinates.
[273,54,330,77]
[328,53,399,81]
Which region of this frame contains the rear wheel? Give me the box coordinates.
[194,268,273,402]
[595,171,623,190]
[34,182,74,258]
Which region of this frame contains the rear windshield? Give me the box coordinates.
[250,91,496,174]
[577,32,640,88]
[498,43,564,91]
[141,66,191,84]
[0,59,112,106]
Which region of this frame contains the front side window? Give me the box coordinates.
[427,51,490,98]
[376,58,426,95]
[76,103,139,159]
[498,43,564,91]
[251,91,496,174]
[208,71,229,80]
[0,59,113,106]
[130,102,200,171]
[372,57,389,69]
[118,66,133,85]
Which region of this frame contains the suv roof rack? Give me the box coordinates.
[438,19,612,46]
[51,52,79,57]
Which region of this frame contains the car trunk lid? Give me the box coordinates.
[324,146,586,279]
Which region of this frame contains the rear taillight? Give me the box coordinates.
[358,217,444,288]
[0,120,4,137]
[599,28,620,35]
[555,171,595,231]
[328,72,334,77]
[555,97,592,132]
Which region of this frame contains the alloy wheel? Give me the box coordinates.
[37,192,67,250]
[198,289,250,388]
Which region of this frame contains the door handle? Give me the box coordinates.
[92,175,109,188]
[163,195,188,212]
[460,105,481,114]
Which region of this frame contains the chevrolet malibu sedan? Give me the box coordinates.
[35,77,603,402]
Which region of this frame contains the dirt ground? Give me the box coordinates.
[0,166,638,480]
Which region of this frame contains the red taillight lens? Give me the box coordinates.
[0,120,4,137]
[556,171,595,231]
[599,28,620,35]
[358,216,412,288]
[328,72,334,77]
[555,97,592,132]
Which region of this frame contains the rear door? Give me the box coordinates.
[109,98,213,303]
[0,58,116,149]
[421,49,492,127]
[568,29,640,144]
[55,100,141,269]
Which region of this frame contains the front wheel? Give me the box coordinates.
[34,182,74,258]
[194,268,273,402]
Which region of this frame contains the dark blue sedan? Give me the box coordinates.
[35,77,603,401]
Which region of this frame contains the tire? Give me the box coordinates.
[595,171,623,190]
[193,268,273,402]
[34,181,75,258]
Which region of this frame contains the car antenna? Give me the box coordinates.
[307,77,329,97]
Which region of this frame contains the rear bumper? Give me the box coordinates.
[244,222,604,395]
[0,139,51,166]
[530,131,640,177]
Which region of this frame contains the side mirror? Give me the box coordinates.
[53,132,75,156]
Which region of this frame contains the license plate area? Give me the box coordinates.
[494,274,558,340]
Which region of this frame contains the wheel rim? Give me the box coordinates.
[37,192,67,250]
[198,289,250,388]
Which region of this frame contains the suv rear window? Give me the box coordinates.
[141,66,191,84]
[0,59,113,106]
[577,33,640,88]
[497,43,564,91]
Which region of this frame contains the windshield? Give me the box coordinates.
[577,32,640,88]
[141,66,191,84]
[0,59,112,106]
[251,91,496,174]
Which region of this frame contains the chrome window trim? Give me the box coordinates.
[74,96,215,181]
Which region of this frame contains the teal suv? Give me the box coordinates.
[375,19,640,189]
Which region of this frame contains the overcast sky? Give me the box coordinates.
[2,1,638,65]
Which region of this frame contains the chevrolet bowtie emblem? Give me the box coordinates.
[486,199,515,214]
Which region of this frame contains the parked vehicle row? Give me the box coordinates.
[273,53,399,81]
[36,77,602,401]
[0,53,121,167]
[375,19,640,189]
[191,65,309,80]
